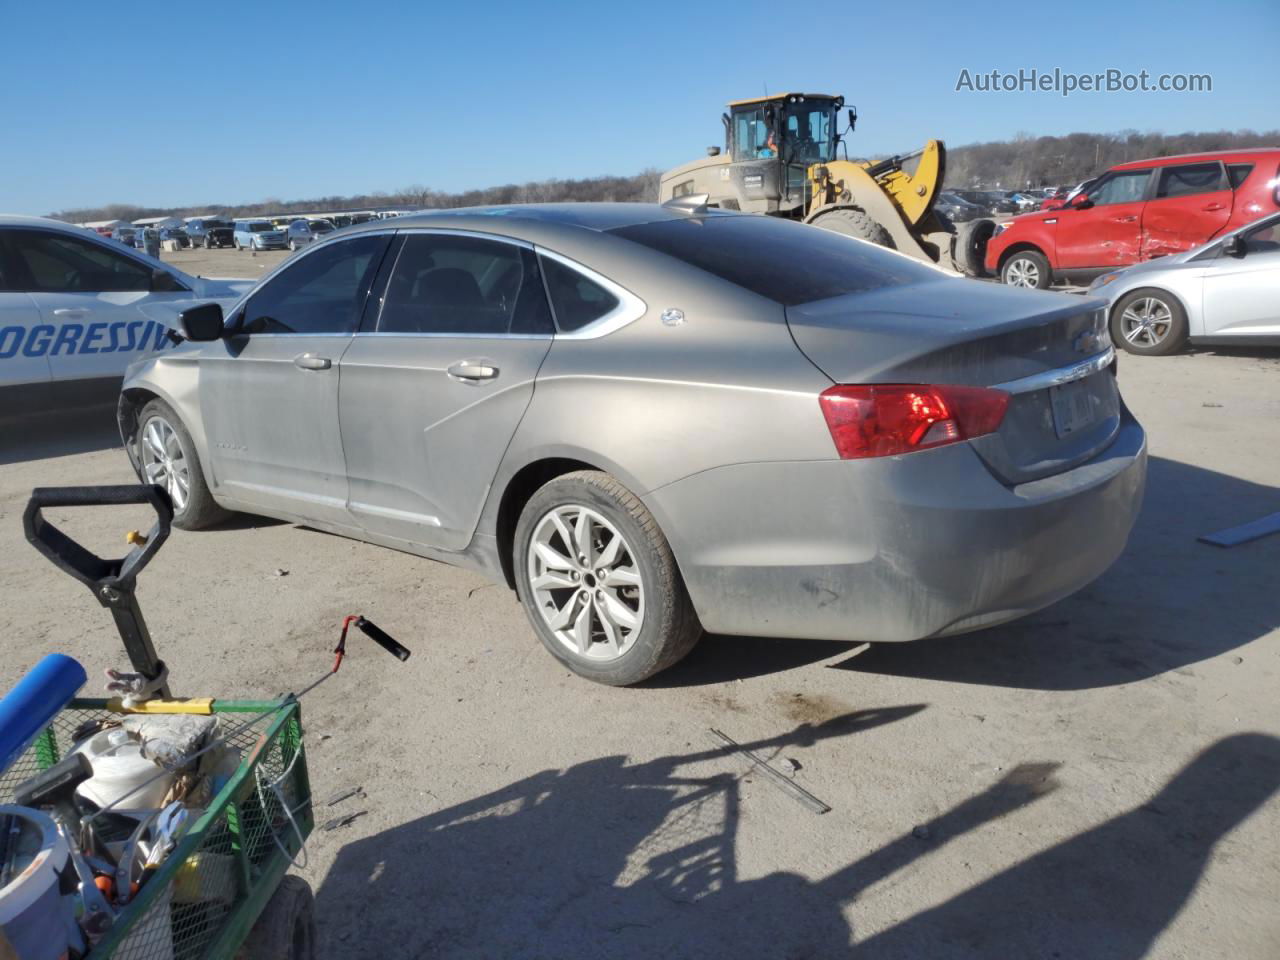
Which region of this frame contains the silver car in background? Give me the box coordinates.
[285,218,337,251]
[1090,212,1280,355]
[118,204,1146,685]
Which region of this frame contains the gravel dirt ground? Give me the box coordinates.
[1,290,1277,956]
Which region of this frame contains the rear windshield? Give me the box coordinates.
[608,215,935,306]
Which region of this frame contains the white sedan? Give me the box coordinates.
[1090,212,1280,355]
[0,216,251,418]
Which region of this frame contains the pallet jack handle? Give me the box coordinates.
[23,484,173,697]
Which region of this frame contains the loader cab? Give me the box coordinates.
[726,93,842,214]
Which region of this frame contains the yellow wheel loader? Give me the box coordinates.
[659,93,989,274]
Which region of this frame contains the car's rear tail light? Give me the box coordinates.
[818,384,1010,459]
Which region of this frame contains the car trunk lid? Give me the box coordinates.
[785,278,1120,484]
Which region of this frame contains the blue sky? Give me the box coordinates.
[1,0,1275,215]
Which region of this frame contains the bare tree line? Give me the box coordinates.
[48,129,1277,224]
[942,128,1278,189]
[50,171,663,224]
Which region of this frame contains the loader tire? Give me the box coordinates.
[955,219,996,277]
[810,208,894,249]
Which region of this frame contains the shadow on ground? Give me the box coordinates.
[0,407,121,465]
[313,721,1280,959]
[656,456,1279,692]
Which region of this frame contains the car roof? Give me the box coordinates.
[727,92,840,107]
[336,202,740,241]
[0,214,99,232]
[1113,147,1280,171]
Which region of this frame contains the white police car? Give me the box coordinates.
[0,216,251,419]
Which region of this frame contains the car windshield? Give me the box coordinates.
[609,214,937,307]
[781,100,837,165]
[310,221,334,232]
[248,223,271,232]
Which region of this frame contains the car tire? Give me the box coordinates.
[955,218,996,277]
[136,399,228,530]
[1110,288,1189,356]
[238,876,316,960]
[1000,249,1052,289]
[513,470,702,686]
[289,240,298,251]
[809,207,894,249]
[234,238,241,250]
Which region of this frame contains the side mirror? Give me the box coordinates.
[1222,234,1244,257]
[706,146,721,157]
[847,108,857,132]
[150,268,184,292]
[179,302,225,342]
[1069,193,1093,210]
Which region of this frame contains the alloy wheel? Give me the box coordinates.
[1005,257,1040,288]
[140,416,190,512]
[527,504,644,661]
[1119,297,1172,348]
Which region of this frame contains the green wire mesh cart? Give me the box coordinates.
[10,485,319,959]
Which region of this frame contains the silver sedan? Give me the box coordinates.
[118,203,1146,685]
[1090,212,1280,355]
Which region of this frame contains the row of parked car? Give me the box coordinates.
[980,147,1280,354]
[105,216,340,252]
[935,187,1073,221]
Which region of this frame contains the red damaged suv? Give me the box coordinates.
[985,148,1280,288]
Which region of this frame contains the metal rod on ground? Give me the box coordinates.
[709,728,832,815]
[1198,512,1280,548]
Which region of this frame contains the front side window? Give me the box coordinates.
[1242,217,1280,253]
[241,234,388,335]
[1156,162,1226,199]
[376,233,551,336]
[539,256,620,332]
[5,229,158,293]
[1088,170,1151,206]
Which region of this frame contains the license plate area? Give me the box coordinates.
[1050,377,1098,438]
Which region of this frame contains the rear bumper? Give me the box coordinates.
[645,410,1146,642]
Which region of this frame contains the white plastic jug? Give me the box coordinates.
[72,729,174,811]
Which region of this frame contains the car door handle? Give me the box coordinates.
[52,308,90,318]
[1201,202,1226,211]
[293,354,332,371]
[1114,215,1138,223]
[447,360,499,381]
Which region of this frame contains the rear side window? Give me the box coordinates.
[539,256,620,331]
[242,234,387,335]
[1156,162,1226,199]
[1227,163,1255,189]
[609,214,934,306]
[377,233,552,336]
